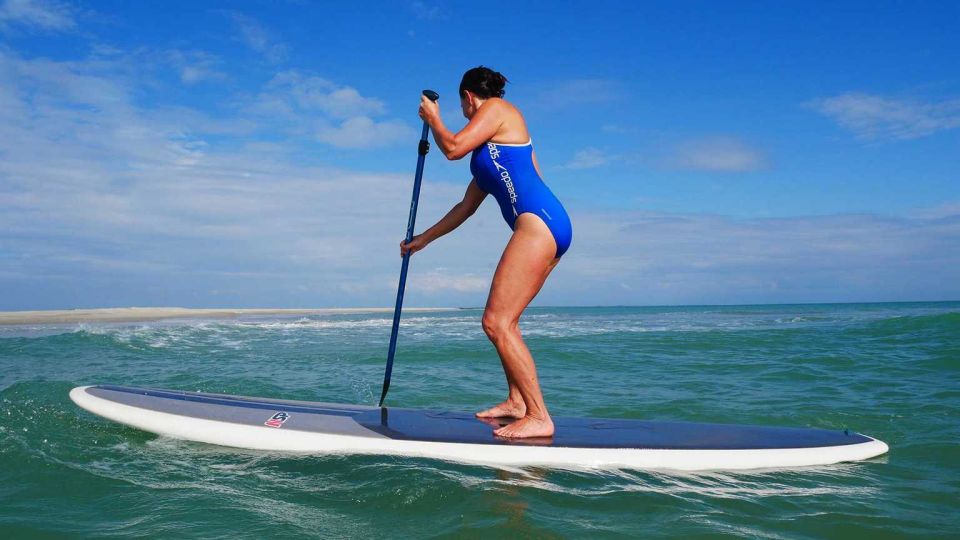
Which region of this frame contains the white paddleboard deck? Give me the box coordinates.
[70,385,888,471]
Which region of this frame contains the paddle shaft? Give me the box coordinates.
[379,90,439,407]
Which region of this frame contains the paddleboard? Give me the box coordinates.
[70,385,888,471]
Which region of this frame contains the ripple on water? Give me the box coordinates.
[0,303,958,536]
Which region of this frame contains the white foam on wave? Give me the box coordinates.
[6,305,946,345]
[235,317,394,330]
[468,463,881,499]
[57,313,825,345]
[67,321,253,350]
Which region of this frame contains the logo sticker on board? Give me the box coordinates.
[264,411,290,428]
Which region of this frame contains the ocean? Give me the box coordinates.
[1,302,957,538]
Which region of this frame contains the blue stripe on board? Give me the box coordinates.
[89,386,873,450]
[93,385,366,417]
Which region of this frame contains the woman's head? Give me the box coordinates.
[459,66,507,118]
[459,66,508,100]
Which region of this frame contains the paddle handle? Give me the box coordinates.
[379,90,439,407]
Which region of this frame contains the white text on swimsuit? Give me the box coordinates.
[488,144,518,204]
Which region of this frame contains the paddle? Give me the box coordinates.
[378,89,440,407]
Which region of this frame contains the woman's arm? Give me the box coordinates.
[400,180,487,256]
[419,96,502,160]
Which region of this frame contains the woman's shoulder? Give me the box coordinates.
[480,97,516,112]
[480,98,526,128]
[483,99,528,143]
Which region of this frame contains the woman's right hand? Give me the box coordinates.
[400,234,428,257]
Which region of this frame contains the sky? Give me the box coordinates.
[0,0,958,310]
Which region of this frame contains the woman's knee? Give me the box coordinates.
[482,311,516,342]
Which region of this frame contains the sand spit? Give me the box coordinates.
[0,307,455,325]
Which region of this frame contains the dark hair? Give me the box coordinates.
[459,66,508,99]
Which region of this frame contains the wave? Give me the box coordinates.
[862,311,960,334]
[3,307,957,348]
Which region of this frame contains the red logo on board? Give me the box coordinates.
[264,411,290,428]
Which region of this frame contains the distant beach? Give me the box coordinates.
[0,307,454,325]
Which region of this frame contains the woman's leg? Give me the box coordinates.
[478,213,560,438]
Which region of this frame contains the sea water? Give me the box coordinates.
[1,303,957,537]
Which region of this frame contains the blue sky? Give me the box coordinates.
[0,0,958,310]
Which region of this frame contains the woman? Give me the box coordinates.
[401,66,573,439]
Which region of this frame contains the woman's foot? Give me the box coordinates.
[475,416,511,429]
[476,400,526,419]
[493,414,555,439]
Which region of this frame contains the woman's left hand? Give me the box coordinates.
[418,94,440,124]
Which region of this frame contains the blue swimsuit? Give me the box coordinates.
[470,140,573,257]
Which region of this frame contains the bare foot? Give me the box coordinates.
[494,415,555,439]
[475,416,511,429]
[476,400,526,419]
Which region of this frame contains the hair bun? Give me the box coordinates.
[490,71,507,97]
[460,66,509,99]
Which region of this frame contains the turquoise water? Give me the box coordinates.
[1,303,958,537]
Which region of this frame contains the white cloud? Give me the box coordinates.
[263,71,386,119]
[555,209,960,305]
[246,70,412,149]
[6,52,132,109]
[410,1,445,20]
[811,92,960,140]
[0,49,501,308]
[166,50,226,85]
[229,12,288,63]
[413,268,488,293]
[1,48,957,310]
[317,116,413,149]
[0,0,75,31]
[535,79,622,109]
[601,124,632,134]
[909,201,960,220]
[670,136,765,172]
[562,147,615,170]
